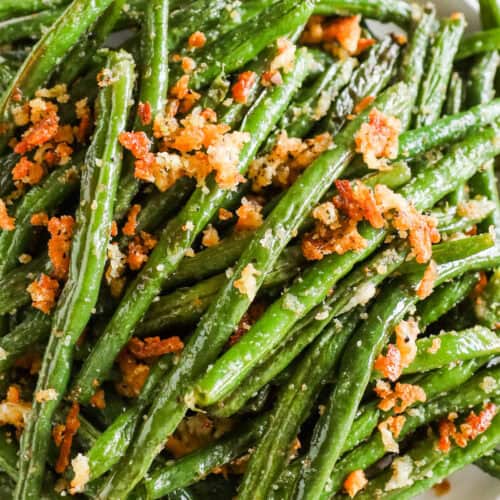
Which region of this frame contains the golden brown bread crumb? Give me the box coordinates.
[355,108,401,170]
[343,469,368,498]
[27,274,60,314]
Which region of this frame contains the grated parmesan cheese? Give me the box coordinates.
[35,388,58,403]
[69,454,90,494]
[385,456,414,491]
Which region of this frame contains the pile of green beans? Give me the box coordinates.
[0,1,498,499]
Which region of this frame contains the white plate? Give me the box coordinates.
[413,5,498,499]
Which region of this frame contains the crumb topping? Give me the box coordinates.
[27,273,60,314]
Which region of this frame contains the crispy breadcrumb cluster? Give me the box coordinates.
[0,385,31,430]
[53,402,80,474]
[416,260,438,299]
[300,15,375,58]
[122,204,141,236]
[127,336,184,359]
[0,199,15,230]
[374,318,421,381]
[378,415,406,453]
[343,469,368,498]
[374,380,426,414]
[201,224,220,247]
[120,106,249,192]
[188,31,207,49]
[438,403,497,453]
[235,197,264,232]
[249,131,332,191]
[373,379,426,454]
[7,86,88,198]
[27,210,75,311]
[47,215,75,280]
[355,108,402,170]
[302,180,440,264]
[232,71,257,104]
[261,37,296,87]
[127,231,158,271]
[27,273,60,314]
[115,335,184,398]
[234,263,261,298]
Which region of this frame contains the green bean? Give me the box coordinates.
[0,0,116,155]
[193,123,500,410]
[434,245,500,288]
[113,0,169,220]
[0,473,14,498]
[85,356,172,481]
[0,154,19,198]
[398,99,500,159]
[291,165,500,499]
[474,268,500,329]
[210,242,410,418]
[444,72,465,228]
[326,365,500,497]
[0,65,15,95]
[417,273,479,330]
[174,0,279,51]
[279,57,356,139]
[342,358,486,457]
[471,168,500,236]
[466,53,498,108]
[0,429,17,481]
[0,8,65,44]
[238,310,361,500]
[213,26,307,132]
[0,157,82,279]
[318,37,400,135]
[140,414,269,498]
[398,232,497,275]
[119,179,196,250]
[446,72,464,116]
[135,245,305,335]
[414,14,466,128]
[163,230,254,290]
[71,49,310,409]
[456,27,500,60]
[192,83,411,408]
[313,0,414,25]
[0,0,69,20]
[357,413,500,499]
[476,450,500,479]
[295,279,419,500]
[0,254,52,315]
[15,50,135,500]
[431,198,495,234]
[399,326,500,376]
[398,4,436,128]
[58,0,127,84]
[461,47,499,238]
[172,0,314,90]
[480,0,500,29]
[94,54,370,499]
[199,72,231,110]
[0,311,51,374]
